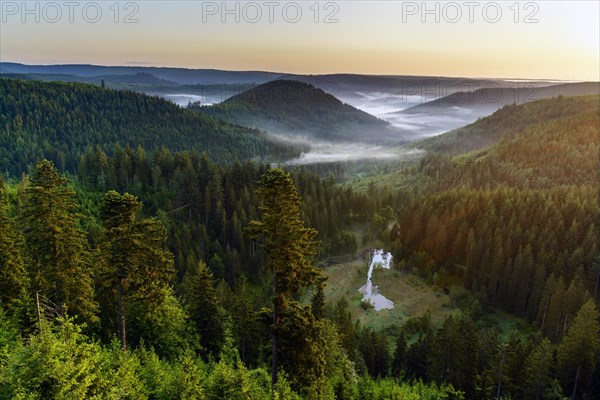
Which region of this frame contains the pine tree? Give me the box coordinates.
[0,176,29,315]
[246,168,325,389]
[311,278,326,320]
[230,275,260,365]
[22,160,97,324]
[182,261,225,358]
[391,331,407,377]
[523,338,554,400]
[428,314,479,398]
[99,190,174,350]
[557,300,600,398]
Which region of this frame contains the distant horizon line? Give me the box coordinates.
[0,60,595,83]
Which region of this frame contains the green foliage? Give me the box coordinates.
[0,316,142,400]
[359,328,391,378]
[127,288,197,359]
[182,261,225,359]
[428,314,479,398]
[248,168,321,297]
[557,300,600,398]
[329,231,358,256]
[137,348,205,399]
[391,332,407,378]
[394,169,597,323]
[0,306,19,366]
[22,160,98,325]
[0,176,29,317]
[355,376,464,400]
[0,78,299,174]
[205,359,270,400]
[1,85,598,398]
[98,190,175,350]
[523,338,555,399]
[247,168,327,389]
[416,95,599,156]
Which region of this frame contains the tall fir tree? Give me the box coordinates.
[0,176,29,316]
[557,300,600,398]
[99,190,174,350]
[246,168,326,390]
[182,260,225,359]
[22,160,97,324]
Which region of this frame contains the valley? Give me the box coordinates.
[0,67,598,400]
[2,0,598,397]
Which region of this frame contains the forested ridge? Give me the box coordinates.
[0,159,461,399]
[387,95,600,398]
[0,83,599,399]
[413,95,599,156]
[197,80,391,141]
[0,78,300,174]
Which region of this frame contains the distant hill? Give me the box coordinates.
[0,78,300,174]
[411,95,600,156]
[1,62,513,108]
[396,82,600,115]
[0,71,179,86]
[0,62,504,90]
[380,82,600,138]
[0,62,282,85]
[198,79,399,142]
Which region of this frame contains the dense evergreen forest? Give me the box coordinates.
[0,78,300,175]
[414,95,599,156]
[0,80,599,399]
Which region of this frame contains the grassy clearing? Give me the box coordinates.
[323,257,455,330]
[323,255,530,338]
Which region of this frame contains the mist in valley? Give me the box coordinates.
[162,84,518,164]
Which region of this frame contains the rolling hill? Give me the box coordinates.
[0,62,281,84]
[197,79,402,142]
[410,94,600,156]
[396,82,600,116]
[381,82,600,138]
[0,78,301,174]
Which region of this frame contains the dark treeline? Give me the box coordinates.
[329,298,599,400]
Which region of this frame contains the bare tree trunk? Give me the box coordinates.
[541,292,550,330]
[271,272,279,386]
[594,269,600,302]
[571,365,581,399]
[118,277,127,351]
[496,347,505,400]
[36,292,41,326]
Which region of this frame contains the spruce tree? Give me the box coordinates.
[99,190,174,350]
[182,260,225,358]
[557,300,600,398]
[246,168,325,389]
[392,331,407,377]
[22,160,97,324]
[0,176,29,315]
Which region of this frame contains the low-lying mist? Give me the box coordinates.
[162,94,215,107]
[266,132,424,165]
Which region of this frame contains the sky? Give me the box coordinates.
[1,1,598,81]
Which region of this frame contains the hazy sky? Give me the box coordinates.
[1,1,598,80]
